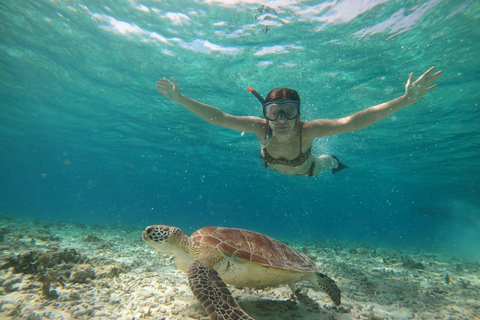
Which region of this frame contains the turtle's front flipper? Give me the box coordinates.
[307,272,341,306]
[188,260,254,320]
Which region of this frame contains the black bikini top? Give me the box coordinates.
[261,123,312,167]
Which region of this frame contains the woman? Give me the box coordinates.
[156,67,443,176]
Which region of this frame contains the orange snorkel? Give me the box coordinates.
[248,87,265,105]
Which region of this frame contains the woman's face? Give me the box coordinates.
[263,100,300,137]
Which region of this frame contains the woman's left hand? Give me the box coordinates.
[404,66,443,102]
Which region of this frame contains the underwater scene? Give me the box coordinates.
[1,0,479,319]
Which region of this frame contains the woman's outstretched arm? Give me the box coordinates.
[156,77,266,135]
[305,67,444,138]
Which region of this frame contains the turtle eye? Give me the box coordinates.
[146,227,153,235]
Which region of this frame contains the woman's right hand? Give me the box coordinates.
[156,77,181,102]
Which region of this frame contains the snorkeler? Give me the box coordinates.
[156,67,443,177]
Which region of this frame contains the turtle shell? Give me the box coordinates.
[191,226,320,272]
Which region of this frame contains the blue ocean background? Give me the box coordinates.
[1,0,479,259]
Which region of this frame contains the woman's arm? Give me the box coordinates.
[156,77,266,136]
[305,67,443,137]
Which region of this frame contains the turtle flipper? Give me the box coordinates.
[188,260,254,320]
[308,272,341,306]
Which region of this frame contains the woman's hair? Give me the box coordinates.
[264,87,300,105]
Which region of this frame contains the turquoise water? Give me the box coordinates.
[1,0,479,258]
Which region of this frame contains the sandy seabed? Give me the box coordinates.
[0,216,479,320]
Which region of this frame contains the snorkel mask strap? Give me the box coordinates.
[248,87,272,139]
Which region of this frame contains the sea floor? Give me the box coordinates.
[0,216,479,320]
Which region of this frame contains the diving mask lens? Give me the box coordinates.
[263,100,299,121]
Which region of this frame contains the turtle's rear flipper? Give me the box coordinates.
[188,260,254,320]
[307,272,341,306]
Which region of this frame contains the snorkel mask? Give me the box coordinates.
[248,87,300,137]
[262,100,300,121]
[248,87,300,120]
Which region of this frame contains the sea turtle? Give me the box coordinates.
[142,225,341,320]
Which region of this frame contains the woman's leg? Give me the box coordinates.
[313,155,348,175]
[312,155,336,175]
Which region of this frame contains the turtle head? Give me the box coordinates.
[142,225,187,255]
